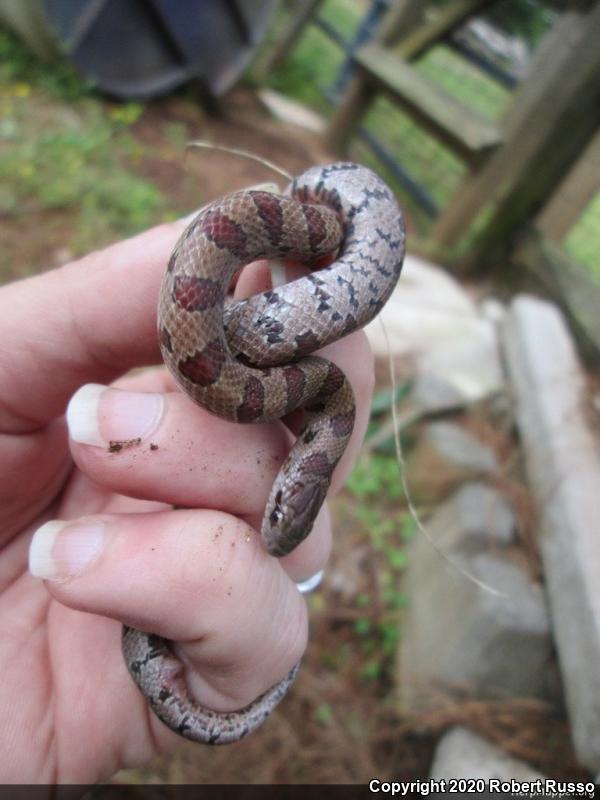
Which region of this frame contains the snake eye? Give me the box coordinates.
[269,507,283,527]
[269,490,284,527]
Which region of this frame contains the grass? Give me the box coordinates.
[266,0,364,113]
[338,451,413,684]
[337,385,417,684]
[416,44,510,122]
[0,27,172,259]
[365,96,466,204]
[0,100,164,240]
[268,23,343,113]
[0,25,90,101]
[563,192,600,281]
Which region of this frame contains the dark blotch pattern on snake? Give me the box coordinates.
[122,162,406,744]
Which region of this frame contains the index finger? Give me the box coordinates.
[0,220,189,430]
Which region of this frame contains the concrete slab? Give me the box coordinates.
[503,295,600,771]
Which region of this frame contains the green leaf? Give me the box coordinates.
[359,660,382,681]
[387,548,408,571]
[354,618,372,636]
[369,382,412,415]
[314,704,333,725]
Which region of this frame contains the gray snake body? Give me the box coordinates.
[122,162,405,743]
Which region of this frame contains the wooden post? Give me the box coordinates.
[536,127,600,243]
[513,227,600,364]
[326,0,494,153]
[431,4,600,259]
[325,72,374,152]
[326,0,424,152]
[378,0,425,44]
[256,0,326,80]
[393,0,495,60]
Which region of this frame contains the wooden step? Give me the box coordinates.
[355,42,502,165]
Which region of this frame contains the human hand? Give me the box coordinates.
[0,217,374,782]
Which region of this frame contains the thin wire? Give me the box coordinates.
[378,316,508,599]
[185,141,293,182]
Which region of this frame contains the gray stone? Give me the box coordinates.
[503,295,600,771]
[408,425,499,502]
[327,543,372,602]
[426,422,498,473]
[481,298,508,327]
[411,373,470,414]
[398,484,556,705]
[423,482,516,551]
[258,88,326,133]
[430,726,545,781]
[365,256,505,406]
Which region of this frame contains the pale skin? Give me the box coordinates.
[0,217,374,783]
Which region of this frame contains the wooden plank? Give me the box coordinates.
[536,127,600,242]
[432,4,600,251]
[326,0,495,153]
[378,0,425,45]
[513,227,600,365]
[354,43,501,161]
[393,0,495,60]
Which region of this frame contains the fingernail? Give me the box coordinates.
[29,519,106,580]
[67,383,164,447]
[269,260,286,288]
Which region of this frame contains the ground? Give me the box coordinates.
[0,86,343,281]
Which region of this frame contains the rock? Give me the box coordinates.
[411,373,469,414]
[427,423,498,473]
[419,482,516,551]
[385,253,479,316]
[258,89,325,133]
[398,484,557,705]
[408,422,498,502]
[430,726,545,781]
[327,543,372,602]
[503,295,600,771]
[366,255,505,408]
[481,298,508,326]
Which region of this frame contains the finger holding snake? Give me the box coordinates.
[31,506,311,736]
[62,268,375,581]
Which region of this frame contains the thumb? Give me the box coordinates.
[28,508,307,712]
[0,218,191,431]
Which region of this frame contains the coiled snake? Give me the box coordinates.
[121,162,405,744]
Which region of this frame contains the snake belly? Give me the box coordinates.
[122,162,405,744]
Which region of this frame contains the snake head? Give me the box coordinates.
[262,479,329,558]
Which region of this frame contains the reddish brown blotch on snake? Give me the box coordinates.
[121,162,406,744]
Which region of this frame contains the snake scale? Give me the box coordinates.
[122,162,405,744]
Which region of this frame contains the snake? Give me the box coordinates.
[121,162,405,744]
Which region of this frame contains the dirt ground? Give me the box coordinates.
[2,85,589,785]
[3,86,394,280]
